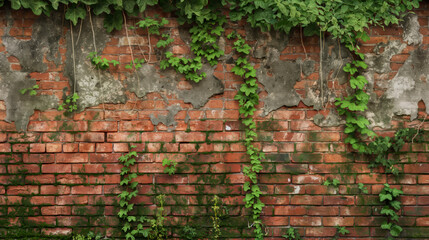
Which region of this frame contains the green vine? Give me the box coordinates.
[58,92,80,113]
[160,13,225,83]
[211,195,222,239]
[379,184,403,239]
[162,158,177,175]
[88,52,119,70]
[118,145,151,240]
[228,31,265,239]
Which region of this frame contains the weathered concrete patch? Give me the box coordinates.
[401,13,423,46]
[313,110,344,127]
[150,104,182,127]
[248,28,316,116]
[257,49,302,116]
[0,53,58,131]
[64,15,127,111]
[178,64,224,108]
[365,47,429,128]
[385,47,429,119]
[2,12,62,72]
[126,64,223,109]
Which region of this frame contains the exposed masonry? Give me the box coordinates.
[0,11,427,131]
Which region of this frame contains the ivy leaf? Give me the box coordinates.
[65,5,86,25]
[104,10,123,32]
[390,224,402,237]
[381,222,392,230]
[390,200,401,210]
[10,0,21,10]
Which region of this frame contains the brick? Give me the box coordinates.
[292,175,323,184]
[56,196,88,205]
[56,174,85,184]
[209,132,240,142]
[417,217,429,226]
[273,132,306,142]
[0,143,11,152]
[308,132,341,142]
[143,142,159,152]
[72,164,104,173]
[58,121,88,131]
[41,206,71,215]
[291,195,323,205]
[175,132,206,142]
[323,153,351,163]
[27,121,58,131]
[96,143,113,152]
[155,175,188,184]
[79,143,95,152]
[119,121,154,131]
[141,132,174,142]
[107,132,139,142]
[0,133,6,142]
[30,143,45,153]
[113,143,129,152]
[189,120,223,131]
[30,196,55,205]
[323,217,354,226]
[290,217,322,226]
[273,110,305,120]
[56,153,88,163]
[8,164,40,173]
[12,143,29,152]
[46,143,62,152]
[63,143,78,152]
[72,185,102,195]
[324,196,355,205]
[290,121,321,131]
[274,206,306,215]
[307,206,339,216]
[89,153,123,163]
[210,164,241,173]
[42,164,72,173]
[7,186,39,195]
[43,133,74,142]
[261,216,289,226]
[76,133,105,142]
[357,174,386,184]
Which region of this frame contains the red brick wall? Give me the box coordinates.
[0,4,429,239]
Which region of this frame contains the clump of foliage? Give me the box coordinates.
[379,184,403,239]
[88,52,119,70]
[334,225,349,239]
[323,178,340,189]
[282,227,301,240]
[162,158,177,175]
[72,231,103,240]
[20,84,39,96]
[58,92,80,113]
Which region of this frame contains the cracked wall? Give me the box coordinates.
[0,9,427,132]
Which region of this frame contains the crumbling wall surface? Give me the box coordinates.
[0,4,429,240]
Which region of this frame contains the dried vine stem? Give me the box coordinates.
[88,7,106,114]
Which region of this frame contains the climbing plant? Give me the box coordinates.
[228,31,265,239]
